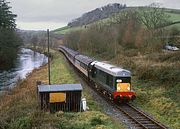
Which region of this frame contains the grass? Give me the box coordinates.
[0,49,126,129]
[109,49,180,129]
[166,12,180,22]
[53,26,83,35]
[163,12,180,29]
[133,80,180,129]
[53,7,180,35]
[53,26,70,32]
[165,23,180,30]
[75,45,180,129]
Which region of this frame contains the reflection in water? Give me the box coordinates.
[0,48,48,90]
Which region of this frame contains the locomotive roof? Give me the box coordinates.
[94,61,131,77]
[75,54,95,65]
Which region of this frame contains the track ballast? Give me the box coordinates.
[59,48,169,129]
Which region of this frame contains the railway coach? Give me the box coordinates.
[58,45,136,102]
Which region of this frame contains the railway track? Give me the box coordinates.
[75,69,169,129]
[116,103,168,129]
[60,50,169,129]
[91,82,169,129]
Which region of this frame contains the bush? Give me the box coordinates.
[123,49,138,57]
[9,117,32,129]
[147,51,180,62]
[136,64,180,86]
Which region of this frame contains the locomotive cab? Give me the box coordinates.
[89,61,136,102]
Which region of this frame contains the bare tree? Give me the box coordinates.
[137,3,170,30]
[31,35,38,49]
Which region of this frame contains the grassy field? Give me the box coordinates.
[53,7,180,35]
[53,26,83,35]
[52,6,180,129]
[167,12,180,22]
[109,50,180,129]
[0,50,126,129]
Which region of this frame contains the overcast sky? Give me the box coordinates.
[8,0,180,30]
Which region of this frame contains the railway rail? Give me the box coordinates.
[59,48,169,129]
[116,104,168,129]
[89,79,169,129]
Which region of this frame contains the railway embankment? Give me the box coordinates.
[107,50,180,129]
[0,50,125,129]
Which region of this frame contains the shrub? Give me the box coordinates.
[9,117,32,129]
[136,64,180,86]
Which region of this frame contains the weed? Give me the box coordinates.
[9,116,32,129]
[91,117,104,126]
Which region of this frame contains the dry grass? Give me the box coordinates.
[0,65,48,129]
[0,50,125,129]
[110,50,180,129]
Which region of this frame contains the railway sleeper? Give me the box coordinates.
[133,116,147,119]
[144,124,161,128]
[133,127,144,129]
[136,118,153,121]
[137,120,154,124]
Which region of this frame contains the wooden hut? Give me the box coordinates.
[37,84,82,113]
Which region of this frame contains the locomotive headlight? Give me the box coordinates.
[116,79,122,83]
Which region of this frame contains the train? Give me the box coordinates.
[58,45,136,102]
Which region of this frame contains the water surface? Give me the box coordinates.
[0,48,48,90]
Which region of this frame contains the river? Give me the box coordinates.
[0,48,48,91]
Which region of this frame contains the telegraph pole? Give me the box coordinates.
[47,29,51,85]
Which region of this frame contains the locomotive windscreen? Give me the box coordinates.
[116,77,131,83]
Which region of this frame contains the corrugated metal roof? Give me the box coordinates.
[38,84,82,92]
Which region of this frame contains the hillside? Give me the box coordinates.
[54,6,180,35]
[68,3,126,27]
[58,4,180,128]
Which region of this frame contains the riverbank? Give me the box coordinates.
[0,48,48,89]
[0,50,125,129]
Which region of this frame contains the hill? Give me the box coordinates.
[60,4,180,129]
[54,5,180,35]
[68,3,126,27]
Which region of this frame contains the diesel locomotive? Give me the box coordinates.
[58,45,136,102]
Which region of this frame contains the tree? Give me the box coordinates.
[0,0,16,29]
[0,0,21,70]
[137,3,170,30]
[31,35,38,49]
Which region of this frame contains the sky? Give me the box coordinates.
[8,0,180,30]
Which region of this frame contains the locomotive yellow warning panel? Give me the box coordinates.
[49,93,66,103]
[117,83,130,92]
